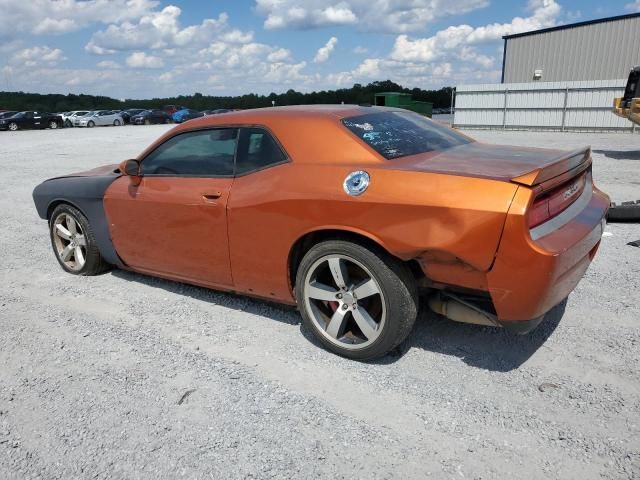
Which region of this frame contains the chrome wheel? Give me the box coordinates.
[52,213,87,272]
[49,121,58,129]
[8,122,18,131]
[303,254,386,350]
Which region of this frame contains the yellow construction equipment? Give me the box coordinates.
[613,66,640,126]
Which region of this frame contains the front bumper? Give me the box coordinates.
[487,177,609,327]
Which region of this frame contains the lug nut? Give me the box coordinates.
[342,304,348,310]
[352,303,357,309]
[336,293,343,299]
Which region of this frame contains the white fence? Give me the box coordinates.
[453,79,637,132]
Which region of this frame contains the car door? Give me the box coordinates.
[104,127,238,287]
[25,111,38,129]
[96,111,109,126]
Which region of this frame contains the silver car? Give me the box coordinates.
[74,110,124,127]
[60,111,90,127]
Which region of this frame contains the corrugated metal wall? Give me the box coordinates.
[503,15,640,83]
[453,79,636,131]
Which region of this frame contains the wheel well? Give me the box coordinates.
[287,229,425,290]
[46,200,83,221]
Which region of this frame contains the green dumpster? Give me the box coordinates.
[373,92,432,117]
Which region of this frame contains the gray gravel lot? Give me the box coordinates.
[0,125,639,479]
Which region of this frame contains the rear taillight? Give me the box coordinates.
[528,173,587,228]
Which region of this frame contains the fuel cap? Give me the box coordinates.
[343,171,370,196]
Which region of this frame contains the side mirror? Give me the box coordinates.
[119,159,142,185]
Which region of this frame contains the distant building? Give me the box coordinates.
[501,13,640,83]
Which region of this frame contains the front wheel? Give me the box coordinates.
[87,120,95,128]
[49,120,58,129]
[113,119,121,126]
[295,240,418,360]
[49,204,110,275]
[8,122,18,131]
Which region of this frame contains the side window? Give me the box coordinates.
[141,128,238,176]
[236,127,287,175]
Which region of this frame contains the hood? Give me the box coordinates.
[49,164,120,180]
[390,142,590,186]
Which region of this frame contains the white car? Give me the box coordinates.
[61,110,90,127]
[74,110,124,127]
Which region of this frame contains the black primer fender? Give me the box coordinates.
[33,175,123,267]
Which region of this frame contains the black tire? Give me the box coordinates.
[113,119,121,126]
[87,120,95,128]
[64,120,72,128]
[49,204,110,276]
[607,200,640,222]
[295,240,418,360]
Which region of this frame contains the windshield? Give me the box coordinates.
[342,111,471,160]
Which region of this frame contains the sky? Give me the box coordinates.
[1,0,638,99]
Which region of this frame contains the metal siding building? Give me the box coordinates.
[502,13,640,83]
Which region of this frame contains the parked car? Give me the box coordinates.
[121,108,146,124]
[0,111,63,131]
[32,105,609,360]
[172,108,204,123]
[0,111,18,120]
[162,105,185,115]
[202,108,231,115]
[74,110,124,127]
[130,109,172,125]
[61,111,91,127]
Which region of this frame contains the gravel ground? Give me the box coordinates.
[0,125,638,479]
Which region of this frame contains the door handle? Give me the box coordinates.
[202,192,222,201]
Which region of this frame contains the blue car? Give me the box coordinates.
[172,108,204,123]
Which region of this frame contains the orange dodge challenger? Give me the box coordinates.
[33,105,609,360]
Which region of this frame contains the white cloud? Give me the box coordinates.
[97,60,122,69]
[0,0,158,39]
[625,0,640,11]
[256,0,489,33]
[267,48,293,62]
[10,46,66,67]
[314,37,338,63]
[86,7,229,53]
[353,46,368,54]
[126,51,164,68]
[391,0,560,63]
[320,0,562,91]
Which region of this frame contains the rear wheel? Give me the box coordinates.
[87,120,95,128]
[295,240,418,360]
[8,122,18,131]
[113,119,121,126]
[64,120,72,128]
[49,204,110,276]
[144,119,151,125]
[49,120,58,129]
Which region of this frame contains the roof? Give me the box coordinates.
[177,104,393,128]
[503,12,640,40]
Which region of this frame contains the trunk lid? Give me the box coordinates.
[390,142,591,186]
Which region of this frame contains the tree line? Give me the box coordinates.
[0,80,453,113]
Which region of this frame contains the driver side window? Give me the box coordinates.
[141,128,238,177]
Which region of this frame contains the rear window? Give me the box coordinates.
[342,111,470,160]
